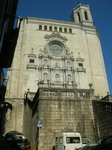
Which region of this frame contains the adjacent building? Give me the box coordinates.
[0,0,19,133]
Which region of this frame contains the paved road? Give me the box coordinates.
[0,134,16,150]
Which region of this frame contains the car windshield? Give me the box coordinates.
[66,137,80,144]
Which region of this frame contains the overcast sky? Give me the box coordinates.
[16,0,112,94]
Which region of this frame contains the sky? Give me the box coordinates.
[16,0,112,94]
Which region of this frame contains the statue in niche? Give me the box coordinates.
[67,74,72,82]
[67,61,70,68]
[43,59,48,67]
[43,73,48,81]
[55,62,60,68]
[55,74,60,82]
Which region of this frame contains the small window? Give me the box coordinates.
[64,28,67,33]
[29,59,35,63]
[39,25,42,30]
[79,63,83,68]
[54,27,57,31]
[69,28,72,33]
[59,27,62,32]
[44,25,47,30]
[49,26,52,31]
[77,12,81,22]
[84,11,88,20]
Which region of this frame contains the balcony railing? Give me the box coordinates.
[26,87,94,101]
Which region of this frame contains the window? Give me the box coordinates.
[44,25,47,30]
[79,63,83,68]
[49,26,52,31]
[69,28,72,33]
[49,42,63,56]
[64,28,67,33]
[29,59,35,63]
[66,137,80,144]
[39,25,42,30]
[77,12,81,22]
[84,11,88,20]
[54,27,57,31]
[59,27,62,32]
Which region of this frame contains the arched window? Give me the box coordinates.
[49,26,52,31]
[59,27,62,32]
[84,11,88,20]
[77,12,81,22]
[39,25,42,30]
[54,27,57,31]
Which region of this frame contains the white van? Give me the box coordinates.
[55,132,83,150]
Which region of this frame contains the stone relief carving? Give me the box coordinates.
[45,31,68,43]
[37,34,87,89]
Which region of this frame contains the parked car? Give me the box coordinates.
[77,135,112,150]
[13,138,31,150]
[91,135,112,150]
[4,131,31,150]
[76,140,98,150]
[5,131,23,143]
[82,137,90,147]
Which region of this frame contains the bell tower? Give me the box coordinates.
[71,3,93,26]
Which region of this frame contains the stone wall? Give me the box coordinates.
[93,100,112,139]
[23,95,38,142]
[4,98,24,134]
[24,88,95,150]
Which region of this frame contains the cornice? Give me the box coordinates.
[26,17,96,30]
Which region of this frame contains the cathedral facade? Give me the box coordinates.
[4,4,109,150]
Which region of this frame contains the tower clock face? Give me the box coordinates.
[49,43,63,56]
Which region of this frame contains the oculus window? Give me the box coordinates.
[49,42,63,56]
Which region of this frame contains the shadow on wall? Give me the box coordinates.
[24,89,39,118]
[0,102,13,134]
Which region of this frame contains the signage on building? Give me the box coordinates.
[37,120,42,128]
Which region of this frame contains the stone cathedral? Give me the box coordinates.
[4,4,109,150]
